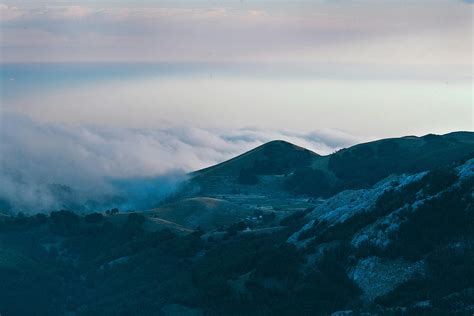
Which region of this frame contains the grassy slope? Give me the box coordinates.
[145,197,253,231]
[105,212,194,234]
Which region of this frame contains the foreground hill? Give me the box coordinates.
[288,158,474,308]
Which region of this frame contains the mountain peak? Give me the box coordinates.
[256,139,316,154]
[261,139,298,147]
[192,139,320,178]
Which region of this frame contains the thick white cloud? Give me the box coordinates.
[0,113,363,213]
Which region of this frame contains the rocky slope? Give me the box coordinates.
[288,158,474,313]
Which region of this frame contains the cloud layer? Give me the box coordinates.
[0,113,363,213]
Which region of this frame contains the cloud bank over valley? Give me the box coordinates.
[0,113,362,213]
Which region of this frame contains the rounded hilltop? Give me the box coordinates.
[192,139,320,178]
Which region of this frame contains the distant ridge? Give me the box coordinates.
[184,132,474,198]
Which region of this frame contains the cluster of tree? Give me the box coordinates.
[389,176,473,260]
[105,208,120,215]
[375,242,474,314]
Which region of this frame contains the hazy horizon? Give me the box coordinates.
[1,61,472,137]
[2,0,472,137]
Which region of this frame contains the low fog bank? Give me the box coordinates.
[0,113,363,214]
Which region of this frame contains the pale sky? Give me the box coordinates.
[0,0,473,138]
[0,0,472,65]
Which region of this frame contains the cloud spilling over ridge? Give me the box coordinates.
[0,113,363,213]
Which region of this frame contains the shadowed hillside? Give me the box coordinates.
[192,140,321,177]
[182,132,474,199]
[325,131,474,189]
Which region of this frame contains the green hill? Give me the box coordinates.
[192,140,321,177]
[186,132,474,198]
[325,131,474,189]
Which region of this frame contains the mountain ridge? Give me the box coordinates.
[192,131,474,176]
[182,131,474,199]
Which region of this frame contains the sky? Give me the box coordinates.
[0,0,472,65]
[0,0,473,212]
[0,0,472,136]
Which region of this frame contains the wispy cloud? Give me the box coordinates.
[0,4,260,22]
[0,1,471,64]
[0,3,23,21]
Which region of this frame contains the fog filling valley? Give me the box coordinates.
[0,113,363,213]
